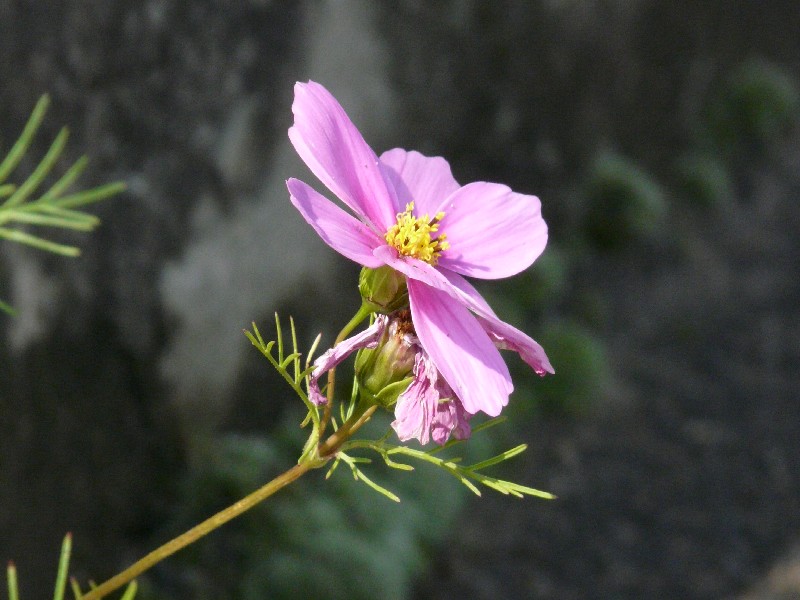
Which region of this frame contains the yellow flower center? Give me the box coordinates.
[384,202,450,264]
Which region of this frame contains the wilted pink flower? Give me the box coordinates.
[393,352,472,446]
[307,315,387,407]
[288,81,553,424]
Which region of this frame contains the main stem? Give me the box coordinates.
[82,403,377,600]
[82,462,310,600]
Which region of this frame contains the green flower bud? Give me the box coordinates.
[359,266,408,314]
[355,314,417,407]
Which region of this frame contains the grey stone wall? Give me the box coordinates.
[1,1,799,598]
[0,0,400,593]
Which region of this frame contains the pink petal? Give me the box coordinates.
[288,178,384,268]
[392,351,472,445]
[373,245,447,287]
[434,182,547,279]
[308,315,388,405]
[379,149,460,217]
[480,318,554,375]
[431,398,471,445]
[373,247,554,376]
[374,245,498,317]
[408,278,512,417]
[441,271,555,375]
[392,353,437,445]
[288,81,397,231]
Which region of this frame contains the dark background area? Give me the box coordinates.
[1,2,798,598]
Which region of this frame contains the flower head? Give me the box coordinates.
[288,81,553,424]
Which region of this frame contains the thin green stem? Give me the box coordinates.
[83,461,313,600]
[2,127,69,209]
[319,302,372,438]
[0,227,80,256]
[318,404,377,457]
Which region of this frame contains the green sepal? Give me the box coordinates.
[373,376,414,408]
[358,266,408,314]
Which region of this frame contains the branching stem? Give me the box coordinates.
[82,400,377,600]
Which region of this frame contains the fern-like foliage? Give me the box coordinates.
[335,418,556,502]
[0,95,125,313]
[246,315,555,504]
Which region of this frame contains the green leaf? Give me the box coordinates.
[51,181,126,210]
[339,453,400,502]
[0,298,18,316]
[70,578,84,600]
[465,444,528,472]
[27,204,101,227]
[244,316,321,429]
[2,127,69,209]
[36,155,89,203]
[119,581,138,600]
[0,94,49,185]
[0,227,80,256]
[1,209,99,230]
[344,428,554,501]
[7,561,19,600]
[0,95,125,268]
[53,533,72,600]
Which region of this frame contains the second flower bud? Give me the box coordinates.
[354,311,417,407]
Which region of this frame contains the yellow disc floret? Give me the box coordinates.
[385,202,450,264]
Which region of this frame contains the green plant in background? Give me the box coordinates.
[582,151,666,251]
[2,94,125,595]
[0,95,125,314]
[532,321,610,416]
[707,58,800,154]
[670,59,799,215]
[674,152,734,210]
[6,535,137,600]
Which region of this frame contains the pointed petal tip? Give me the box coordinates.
[288,79,397,231]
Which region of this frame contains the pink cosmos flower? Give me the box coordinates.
[287,80,553,425]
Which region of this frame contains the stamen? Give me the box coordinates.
[394,309,414,335]
[385,202,450,264]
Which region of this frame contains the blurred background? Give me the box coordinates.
[1,1,798,598]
